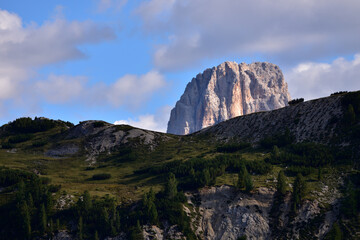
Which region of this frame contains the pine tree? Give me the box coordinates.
[19,201,31,239]
[165,173,178,199]
[110,218,117,236]
[130,220,144,240]
[39,203,47,235]
[148,202,158,225]
[83,190,92,211]
[94,230,99,240]
[237,162,247,189]
[109,203,117,236]
[27,193,34,214]
[345,104,356,125]
[56,218,60,231]
[77,190,92,217]
[100,207,109,233]
[202,168,210,186]
[49,218,54,235]
[143,188,158,225]
[328,222,342,240]
[317,167,323,181]
[245,172,253,193]
[45,191,54,215]
[293,173,307,208]
[277,170,287,196]
[78,216,84,240]
[272,145,280,159]
[16,181,26,202]
[115,211,121,232]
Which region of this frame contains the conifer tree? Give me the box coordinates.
[345,104,356,124]
[56,218,60,231]
[116,211,121,232]
[165,173,178,199]
[245,172,253,193]
[317,167,323,181]
[277,170,287,196]
[39,203,47,235]
[49,218,54,235]
[27,193,34,214]
[293,173,307,208]
[237,162,247,189]
[202,168,210,186]
[19,201,31,239]
[94,230,99,240]
[272,145,280,159]
[328,222,342,240]
[78,216,83,240]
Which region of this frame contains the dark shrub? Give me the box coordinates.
[32,140,47,147]
[216,142,251,153]
[288,98,304,105]
[93,121,105,128]
[8,134,34,144]
[92,173,111,180]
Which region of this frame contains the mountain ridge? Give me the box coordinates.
[167,61,291,135]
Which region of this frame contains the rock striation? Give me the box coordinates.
[167,61,291,135]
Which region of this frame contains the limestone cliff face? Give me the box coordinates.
[167,61,291,135]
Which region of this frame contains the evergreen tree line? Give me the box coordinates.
[74,191,121,240]
[4,117,74,134]
[342,91,360,122]
[267,143,334,168]
[138,154,272,190]
[0,168,59,240]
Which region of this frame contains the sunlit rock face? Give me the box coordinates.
[167,61,291,135]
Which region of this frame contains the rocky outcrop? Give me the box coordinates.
[192,186,274,240]
[46,121,172,163]
[184,184,341,240]
[167,61,290,135]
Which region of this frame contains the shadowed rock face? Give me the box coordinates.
[167,61,291,135]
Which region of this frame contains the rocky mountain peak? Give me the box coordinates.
[167,61,291,135]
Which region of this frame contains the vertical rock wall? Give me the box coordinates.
[167,61,291,135]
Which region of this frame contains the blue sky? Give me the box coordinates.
[0,0,360,132]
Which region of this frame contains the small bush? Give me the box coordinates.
[92,173,111,180]
[8,134,34,144]
[32,140,47,147]
[93,121,105,128]
[331,91,348,96]
[1,142,14,149]
[288,98,304,105]
[216,142,251,153]
[48,184,62,193]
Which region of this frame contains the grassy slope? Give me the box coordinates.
[0,130,352,208]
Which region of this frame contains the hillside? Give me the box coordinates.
[0,91,359,239]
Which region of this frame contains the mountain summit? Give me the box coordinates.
[167,61,291,135]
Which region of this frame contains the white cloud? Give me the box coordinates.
[135,0,360,71]
[35,75,87,104]
[107,70,166,108]
[97,0,127,12]
[30,70,166,109]
[0,19,115,68]
[285,53,360,100]
[0,8,115,103]
[114,105,172,132]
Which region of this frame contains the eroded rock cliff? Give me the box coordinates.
[167,61,290,135]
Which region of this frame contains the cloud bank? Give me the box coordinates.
[0,8,115,107]
[286,54,360,100]
[135,0,360,71]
